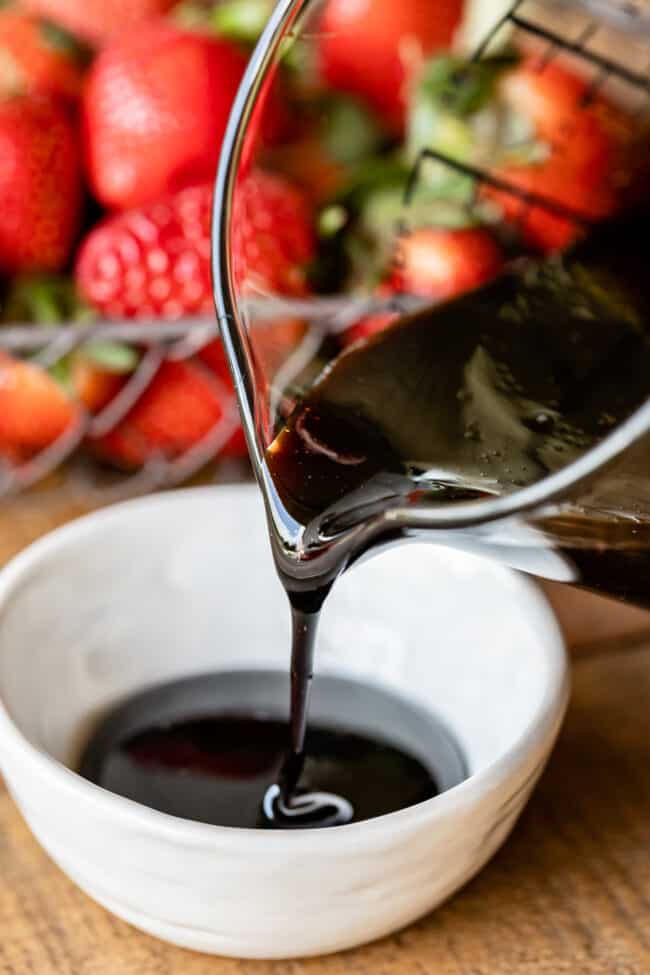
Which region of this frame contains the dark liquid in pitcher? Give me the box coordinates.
[267,209,650,606]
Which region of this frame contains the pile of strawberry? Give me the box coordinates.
[0,0,315,469]
[0,0,640,475]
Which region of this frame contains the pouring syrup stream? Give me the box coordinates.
[247,208,650,826]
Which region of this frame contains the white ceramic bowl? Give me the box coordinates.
[0,486,568,959]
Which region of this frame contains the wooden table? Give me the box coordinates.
[0,487,649,974]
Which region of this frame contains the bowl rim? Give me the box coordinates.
[0,485,569,850]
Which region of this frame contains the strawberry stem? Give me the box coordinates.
[2,274,88,324]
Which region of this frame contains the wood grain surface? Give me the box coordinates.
[0,486,649,974]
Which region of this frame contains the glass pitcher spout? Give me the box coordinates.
[213,0,650,609]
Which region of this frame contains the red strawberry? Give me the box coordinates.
[93,358,244,467]
[75,171,313,456]
[76,172,314,464]
[484,160,606,254]
[71,358,127,413]
[75,172,315,317]
[82,23,249,210]
[319,0,463,132]
[394,227,503,300]
[342,229,503,346]
[23,0,178,46]
[486,56,632,252]
[265,135,346,205]
[0,95,81,274]
[499,56,631,168]
[342,311,398,347]
[0,352,78,462]
[0,10,86,100]
[75,182,214,318]
[231,168,315,296]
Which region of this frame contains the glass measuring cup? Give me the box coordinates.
[213,0,650,607]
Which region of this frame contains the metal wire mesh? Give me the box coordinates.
[0,299,414,499]
[0,317,236,498]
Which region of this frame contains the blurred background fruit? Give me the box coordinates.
[91,358,245,467]
[22,0,179,45]
[318,0,465,132]
[0,94,81,274]
[0,8,86,99]
[75,182,216,319]
[0,0,644,499]
[81,23,249,209]
[0,351,79,462]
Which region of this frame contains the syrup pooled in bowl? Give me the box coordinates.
[80,672,465,828]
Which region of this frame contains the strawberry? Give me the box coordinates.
[499,56,631,169]
[231,168,315,296]
[75,172,314,464]
[75,182,214,318]
[264,136,346,205]
[82,23,249,210]
[405,51,635,254]
[394,227,503,299]
[0,352,78,462]
[0,10,86,100]
[485,56,633,252]
[92,358,244,467]
[0,95,81,274]
[23,0,178,46]
[342,311,398,347]
[72,358,126,413]
[68,340,139,413]
[484,159,606,254]
[75,172,314,317]
[318,0,463,132]
[341,229,503,346]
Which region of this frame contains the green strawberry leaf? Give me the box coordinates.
[416,52,518,120]
[40,19,92,64]
[332,155,411,209]
[2,274,93,324]
[319,95,385,166]
[81,341,139,374]
[406,51,521,189]
[211,0,274,43]
[47,356,73,395]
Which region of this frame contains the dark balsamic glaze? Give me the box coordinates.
[81,716,437,828]
[79,673,465,828]
[266,210,650,604]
